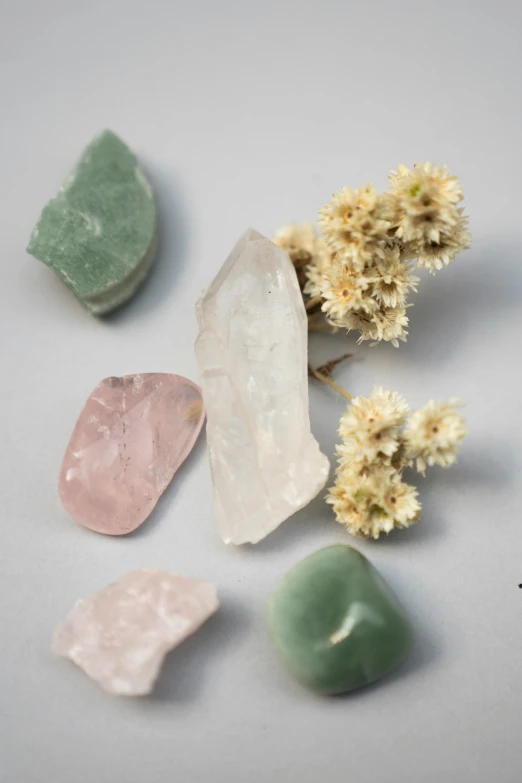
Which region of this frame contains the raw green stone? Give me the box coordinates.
[27,130,157,315]
[267,545,412,695]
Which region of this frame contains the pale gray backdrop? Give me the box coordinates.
[1,1,521,781]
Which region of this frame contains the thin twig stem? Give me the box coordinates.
[316,352,353,378]
[305,295,323,312]
[308,321,337,333]
[308,366,353,401]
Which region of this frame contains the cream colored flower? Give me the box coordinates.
[334,309,375,337]
[365,245,420,307]
[318,184,390,270]
[386,162,463,247]
[414,212,471,273]
[319,264,376,326]
[356,306,409,348]
[303,245,334,299]
[318,257,412,344]
[327,464,421,539]
[273,222,331,292]
[273,222,319,262]
[328,386,467,539]
[337,387,409,464]
[404,398,466,474]
[280,161,470,346]
[389,162,463,204]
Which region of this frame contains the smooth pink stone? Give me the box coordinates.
[59,373,205,535]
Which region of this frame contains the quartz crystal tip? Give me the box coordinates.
[195,229,329,545]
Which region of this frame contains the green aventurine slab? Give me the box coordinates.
[27,130,157,315]
[267,545,412,694]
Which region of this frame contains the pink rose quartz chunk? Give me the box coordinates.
[59,373,205,535]
[52,569,219,696]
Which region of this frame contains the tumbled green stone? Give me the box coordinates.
[267,545,412,695]
[27,130,157,315]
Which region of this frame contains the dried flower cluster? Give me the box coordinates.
[272,223,329,292]
[274,162,471,346]
[327,388,466,539]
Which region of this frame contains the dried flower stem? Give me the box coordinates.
[316,353,353,378]
[308,365,353,401]
[307,317,337,333]
[305,295,323,312]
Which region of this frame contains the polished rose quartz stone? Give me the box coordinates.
[59,373,205,534]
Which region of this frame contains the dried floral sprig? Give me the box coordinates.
[274,161,471,345]
[273,222,331,296]
[327,464,422,539]
[385,162,471,273]
[317,184,389,270]
[324,386,466,539]
[404,398,466,474]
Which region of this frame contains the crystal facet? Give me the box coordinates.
[267,545,412,694]
[59,373,205,535]
[195,229,329,545]
[27,130,157,315]
[52,569,219,696]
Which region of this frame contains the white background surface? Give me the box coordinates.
[1,1,521,781]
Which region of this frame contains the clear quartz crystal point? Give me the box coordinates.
[195,229,329,545]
